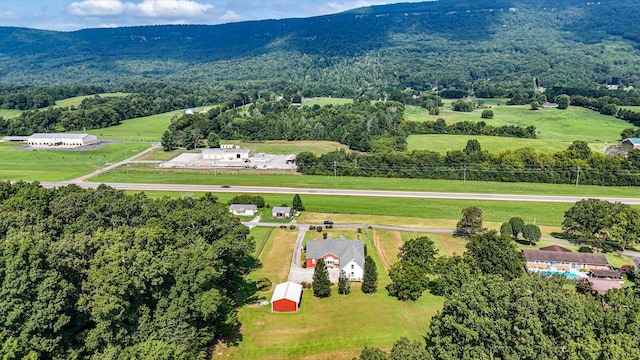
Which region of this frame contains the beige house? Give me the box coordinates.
[523,248,610,272]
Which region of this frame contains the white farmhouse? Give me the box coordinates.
[305,237,365,281]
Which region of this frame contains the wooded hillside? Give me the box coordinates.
[1,0,639,92]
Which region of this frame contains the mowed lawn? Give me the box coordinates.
[91,166,640,199]
[407,134,572,154]
[0,142,150,181]
[301,97,353,107]
[53,92,131,108]
[227,228,445,360]
[404,103,635,153]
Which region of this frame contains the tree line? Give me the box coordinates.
[296,140,640,186]
[0,182,255,359]
[0,85,108,110]
[0,84,227,136]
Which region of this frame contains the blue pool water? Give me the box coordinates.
[537,270,583,279]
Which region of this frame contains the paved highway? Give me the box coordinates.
[40,181,640,205]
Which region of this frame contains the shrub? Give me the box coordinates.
[288,224,297,230]
[578,247,593,253]
[481,109,494,119]
[256,278,272,292]
[316,226,323,232]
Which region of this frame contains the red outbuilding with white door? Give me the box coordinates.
[270,281,303,312]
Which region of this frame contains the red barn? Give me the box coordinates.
[270,281,303,312]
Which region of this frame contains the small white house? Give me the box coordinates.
[272,206,292,219]
[27,133,97,147]
[229,204,258,216]
[202,148,251,160]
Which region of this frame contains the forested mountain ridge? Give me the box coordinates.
[1,0,639,92]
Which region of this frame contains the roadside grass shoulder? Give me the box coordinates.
[90,167,640,199]
[0,142,149,181]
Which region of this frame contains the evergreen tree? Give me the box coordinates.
[161,130,177,151]
[362,255,378,294]
[338,270,350,295]
[292,193,305,211]
[312,259,331,297]
[522,224,542,245]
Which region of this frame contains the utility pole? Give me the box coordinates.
[575,166,580,186]
[463,164,467,183]
[334,161,337,179]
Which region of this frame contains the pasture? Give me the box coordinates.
[301,97,353,107]
[219,140,350,155]
[0,142,149,181]
[77,110,183,142]
[0,109,22,119]
[407,134,572,154]
[403,103,634,150]
[53,92,131,108]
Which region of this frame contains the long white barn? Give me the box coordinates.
[27,133,97,147]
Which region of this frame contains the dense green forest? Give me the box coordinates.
[1,0,640,93]
[0,182,255,359]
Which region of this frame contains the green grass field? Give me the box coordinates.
[90,166,640,198]
[301,97,353,107]
[219,140,350,155]
[53,92,131,108]
[0,109,22,119]
[76,110,183,142]
[404,104,635,152]
[407,134,574,154]
[0,142,150,181]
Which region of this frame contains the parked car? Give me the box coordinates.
[323,220,334,229]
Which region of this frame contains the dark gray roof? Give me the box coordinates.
[522,250,609,265]
[272,206,291,212]
[306,237,364,268]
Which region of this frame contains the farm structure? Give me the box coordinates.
[27,133,97,147]
[270,281,303,312]
[272,206,292,219]
[622,138,640,149]
[523,246,611,272]
[229,204,258,216]
[306,237,365,281]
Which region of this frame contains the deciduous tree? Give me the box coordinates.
[338,270,350,295]
[465,230,524,280]
[456,206,484,235]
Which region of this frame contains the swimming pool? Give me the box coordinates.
[537,270,586,279]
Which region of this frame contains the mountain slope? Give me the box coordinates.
[0,0,639,90]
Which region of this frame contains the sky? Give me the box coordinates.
[0,0,425,31]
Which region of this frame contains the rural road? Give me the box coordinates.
[39,181,640,205]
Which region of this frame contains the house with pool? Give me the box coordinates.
[522,246,611,275]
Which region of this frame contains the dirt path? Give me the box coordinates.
[436,233,455,256]
[374,231,402,271]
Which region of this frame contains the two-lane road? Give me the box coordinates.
[39,181,640,205]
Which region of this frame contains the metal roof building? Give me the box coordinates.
[271,281,303,312]
[27,133,97,147]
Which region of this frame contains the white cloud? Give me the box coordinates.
[128,0,213,18]
[68,0,213,18]
[219,10,241,23]
[0,10,16,19]
[69,0,126,16]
